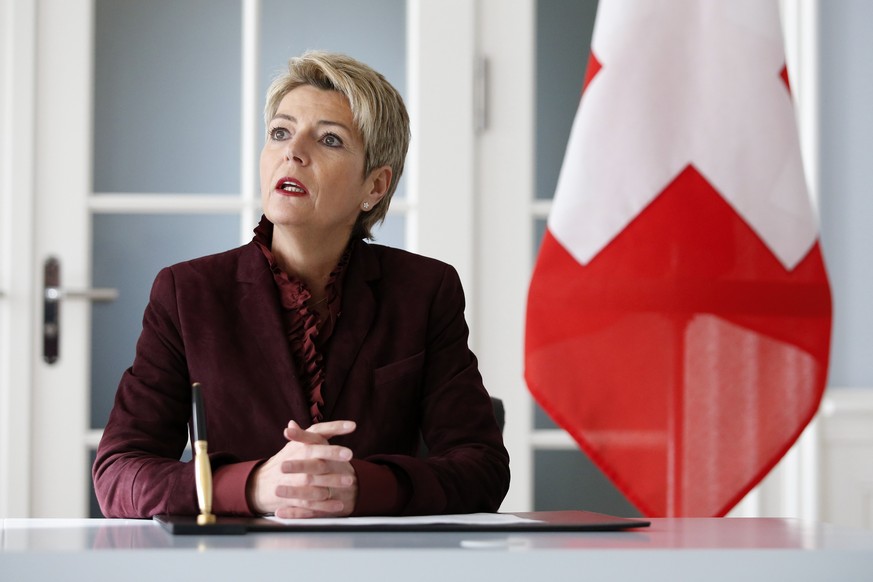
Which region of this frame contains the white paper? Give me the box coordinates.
[264,513,540,527]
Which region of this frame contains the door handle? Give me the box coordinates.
[43,256,119,364]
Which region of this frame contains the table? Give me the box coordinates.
[3,517,873,581]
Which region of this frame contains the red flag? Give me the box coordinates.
[525,0,832,517]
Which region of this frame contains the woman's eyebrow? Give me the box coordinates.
[270,113,352,133]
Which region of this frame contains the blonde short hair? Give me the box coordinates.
[264,51,410,240]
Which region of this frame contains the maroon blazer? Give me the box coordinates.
[93,235,510,518]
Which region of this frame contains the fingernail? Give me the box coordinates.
[340,449,353,460]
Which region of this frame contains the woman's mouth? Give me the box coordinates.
[274,177,308,197]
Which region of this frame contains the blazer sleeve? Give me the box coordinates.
[350,263,511,516]
[92,266,254,518]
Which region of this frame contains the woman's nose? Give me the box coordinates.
[283,135,309,166]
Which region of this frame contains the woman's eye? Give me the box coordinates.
[269,127,290,141]
[321,133,343,147]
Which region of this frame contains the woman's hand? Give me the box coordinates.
[248,420,358,518]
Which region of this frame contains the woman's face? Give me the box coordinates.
[260,85,389,239]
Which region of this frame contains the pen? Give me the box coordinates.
[191,382,216,525]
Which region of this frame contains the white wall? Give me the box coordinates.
[816,0,873,530]
[818,1,873,390]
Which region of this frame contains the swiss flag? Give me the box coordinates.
[525,0,832,517]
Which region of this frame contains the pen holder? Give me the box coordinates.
[194,440,216,525]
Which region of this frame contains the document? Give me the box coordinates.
[265,512,541,527]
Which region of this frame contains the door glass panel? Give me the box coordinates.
[90,213,240,430]
[535,0,597,200]
[93,0,242,195]
[535,450,641,516]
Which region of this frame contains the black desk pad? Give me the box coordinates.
[154,510,650,536]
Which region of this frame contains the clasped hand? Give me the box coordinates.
[248,419,357,518]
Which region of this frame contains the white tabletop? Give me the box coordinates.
[3,517,873,581]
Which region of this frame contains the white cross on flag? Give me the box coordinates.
[525,0,832,517]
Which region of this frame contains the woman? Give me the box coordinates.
[93,51,510,518]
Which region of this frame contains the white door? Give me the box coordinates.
[0,0,93,519]
[1,0,492,517]
[27,0,95,518]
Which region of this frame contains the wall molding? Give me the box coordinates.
[818,388,873,529]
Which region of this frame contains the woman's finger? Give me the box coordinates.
[284,420,356,443]
[282,443,352,462]
[280,459,356,482]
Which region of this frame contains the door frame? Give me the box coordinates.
[27,0,95,517]
[0,0,38,518]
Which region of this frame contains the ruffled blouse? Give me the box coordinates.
[252,217,350,423]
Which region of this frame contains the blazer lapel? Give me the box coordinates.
[322,241,379,419]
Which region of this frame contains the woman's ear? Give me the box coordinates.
[363,165,392,210]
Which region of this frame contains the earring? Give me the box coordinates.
[362,201,370,210]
